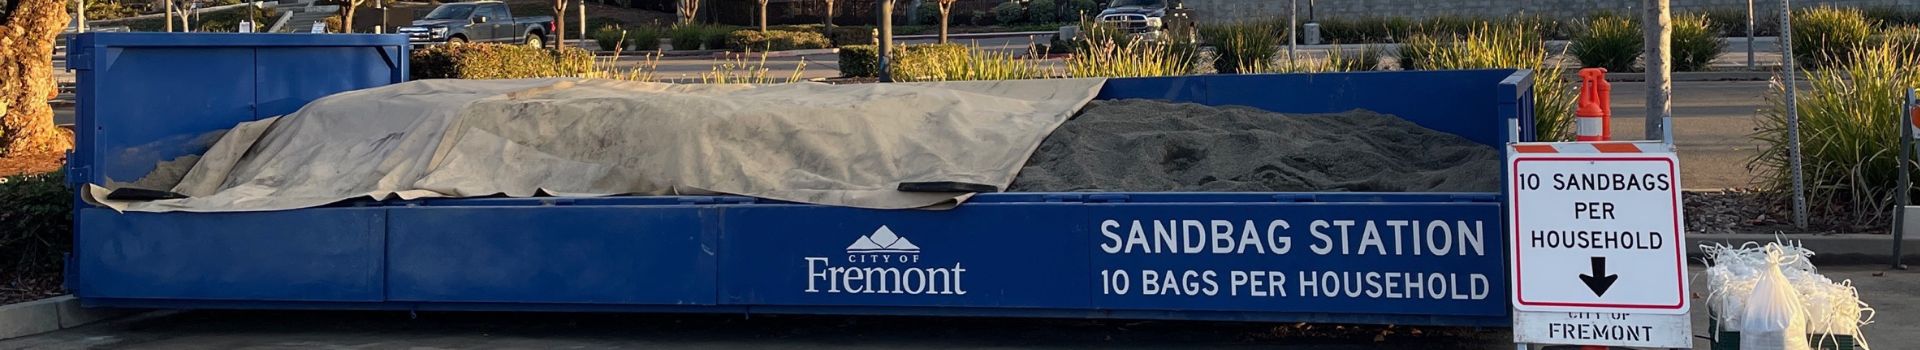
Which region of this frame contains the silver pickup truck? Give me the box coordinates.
[397,1,553,47]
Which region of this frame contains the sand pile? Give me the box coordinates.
[1008,99,1501,193]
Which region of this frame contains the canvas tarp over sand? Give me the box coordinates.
[88,78,1107,212]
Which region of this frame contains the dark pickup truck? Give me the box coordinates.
[396,1,552,46]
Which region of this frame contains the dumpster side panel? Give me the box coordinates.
[719,203,1092,309]
[71,208,387,302]
[254,46,407,118]
[385,206,719,305]
[1099,70,1522,147]
[1085,202,1506,317]
[67,33,409,188]
[719,200,1507,320]
[78,46,258,186]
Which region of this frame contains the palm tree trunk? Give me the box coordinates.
[758,1,767,32]
[1,0,75,156]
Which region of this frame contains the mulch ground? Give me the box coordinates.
[1682,188,1878,234]
[0,272,64,305]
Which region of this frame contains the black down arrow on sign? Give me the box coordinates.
[1579,256,1619,297]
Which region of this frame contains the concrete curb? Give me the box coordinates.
[0,295,137,340]
[713,48,839,59]
[593,49,724,57]
[1688,234,1920,265]
[895,30,1057,40]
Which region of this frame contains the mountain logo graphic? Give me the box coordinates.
[846,226,921,253]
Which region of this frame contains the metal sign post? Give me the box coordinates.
[1287,0,1296,65]
[1899,89,1917,270]
[1780,0,1808,228]
[1746,0,1755,70]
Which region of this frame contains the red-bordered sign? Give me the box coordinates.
[1507,143,1689,314]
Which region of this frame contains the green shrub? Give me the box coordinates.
[410,44,594,80]
[887,44,1045,82]
[705,26,737,51]
[585,18,627,34]
[700,51,810,84]
[1317,16,1412,43]
[839,44,880,77]
[1420,15,1490,38]
[827,26,875,46]
[670,25,708,50]
[1672,13,1727,72]
[1058,0,1097,23]
[889,43,967,80]
[1752,42,1920,229]
[994,1,1024,25]
[194,6,279,33]
[972,10,995,26]
[1026,0,1057,25]
[1201,21,1282,74]
[1327,44,1385,72]
[917,2,941,26]
[1067,21,1199,78]
[594,26,628,51]
[1883,26,1920,57]
[726,29,832,51]
[1400,22,1575,142]
[627,27,664,51]
[1313,15,1569,43]
[1568,15,1642,72]
[0,171,72,282]
[1791,6,1874,69]
[86,1,142,20]
[767,24,825,33]
[1701,7,1780,37]
[1862,6,1920,28]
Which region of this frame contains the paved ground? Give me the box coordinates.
[2,264,1909,349]
[1609,80,1776,190]
[0,310,1511,349]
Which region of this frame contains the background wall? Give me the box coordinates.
[1185,0,1918,23]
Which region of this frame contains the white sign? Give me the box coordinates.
[1508,147,1688,314]
[311,21,327,34]
[1513,311,1694,348]
[239,20,254,33]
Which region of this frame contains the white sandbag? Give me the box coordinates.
[1739,245,1812,350]
[1702,241,1877,349]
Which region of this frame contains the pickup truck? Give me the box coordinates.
[1095,0,1193,40]
[397,1,552,47]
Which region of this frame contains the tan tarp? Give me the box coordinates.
[89,78,1106,212]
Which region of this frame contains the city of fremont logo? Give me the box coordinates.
[846,226,920,253]
[804,226,967,295]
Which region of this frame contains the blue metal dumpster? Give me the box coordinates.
[66,33,1534,327]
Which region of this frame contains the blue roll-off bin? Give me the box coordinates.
[66,33,1534,327]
